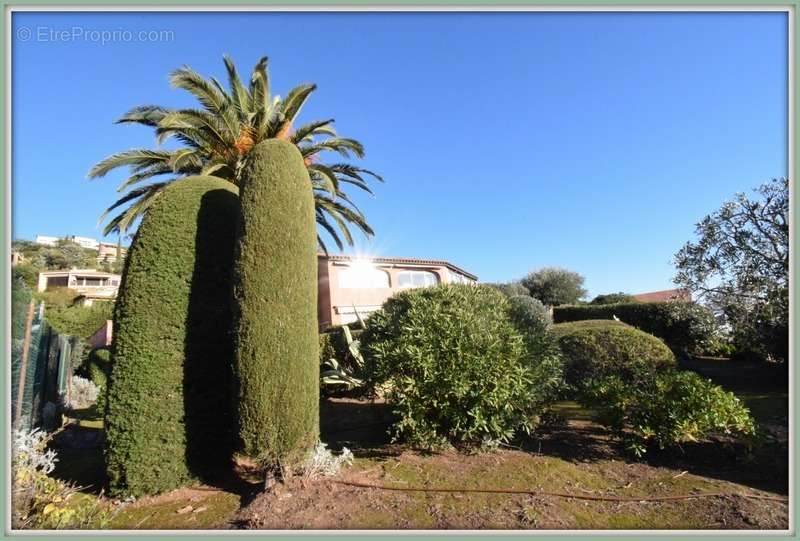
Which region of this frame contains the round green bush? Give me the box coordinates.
[362,284,563,448]
[550,320,676,388]
[105,177,239,497]
[508,295,551,327]
[232,140,319,468]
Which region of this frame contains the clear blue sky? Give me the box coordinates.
[11,11,788,298]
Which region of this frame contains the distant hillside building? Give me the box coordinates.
[632,288,691,303]
[67,236,100,250]
[97,242,127,264]
[35,234,127,263]
[34,235,59,246]
[37,269,121,306]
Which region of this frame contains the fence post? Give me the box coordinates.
[13,300,36,431]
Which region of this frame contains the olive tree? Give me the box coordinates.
[674,177,788,363]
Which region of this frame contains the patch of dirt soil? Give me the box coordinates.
[234,442,788,530]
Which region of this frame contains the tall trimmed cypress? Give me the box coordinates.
[233,140,319,469]
[105,177,238,497]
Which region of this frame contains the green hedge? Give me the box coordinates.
[105,177,239,497]
[552,302,717,355]
[232,140,319,468]
[86,348,111,411]
[550,320,676,388]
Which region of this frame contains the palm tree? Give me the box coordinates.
[88,55,382,252]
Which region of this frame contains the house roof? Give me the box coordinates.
[632,288,691,303]
[39,269,121,278]
[319,254,478,281]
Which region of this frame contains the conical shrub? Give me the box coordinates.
[105,177,238,497]
[232,140,319,469]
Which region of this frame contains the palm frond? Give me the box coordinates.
[249,56,270,109]
[316,212,346,251]
[223,54,252,114]
[117,164,175,192]
[275,83,316,135]
[300,137,365,160]
[88,149,176,179]
[170,65,229,114]
[116,106,173,127]
[291,119,335,144]
[308,163,339,196]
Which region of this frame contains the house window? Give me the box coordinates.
[449,271,470,284]
[336,305,381,325]
[338,266,390,289]
[397,270,439,289]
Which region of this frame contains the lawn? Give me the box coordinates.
[50,358,788,530]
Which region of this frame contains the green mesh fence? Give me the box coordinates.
[11,279,48,431]
[11,279,81,431]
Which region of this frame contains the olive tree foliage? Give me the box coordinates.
[590,292,638,305]
[673,177,789,363]
[12,239,97,270]
[520,267,587,307]
[485,282,530,298]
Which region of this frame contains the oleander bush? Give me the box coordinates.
[362,284,563,448]
[553,301,717,356]
[549,320,676,389]
[105,177,238,497]
[232,140,319,470]
[583,370,756,456]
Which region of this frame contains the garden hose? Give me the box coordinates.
[332,480,788,503]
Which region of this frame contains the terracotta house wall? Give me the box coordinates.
[88,320,113,349]
[317,259,333,329]
[317,256,474,330]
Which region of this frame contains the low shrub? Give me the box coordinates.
[362,284,563,448]
[84,348,110,413]
[12,264,39,290]
[507,295,558,363]
[583,370,756,456]
[550,320,676,389]
[66,376,100,410]
[300,443,354,478]
[508,295,551,326]
[553,301,717,356]
[12,428,110,529]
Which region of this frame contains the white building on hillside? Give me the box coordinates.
[37,269,121,306]
[34,235,59,246]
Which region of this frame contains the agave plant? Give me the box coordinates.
[88,55,382,252]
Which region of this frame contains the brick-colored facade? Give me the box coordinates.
[317,254,477,329]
